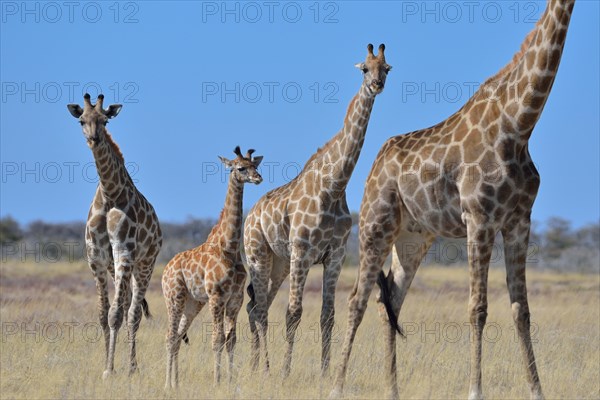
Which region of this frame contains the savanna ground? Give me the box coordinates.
[1,260,598,399]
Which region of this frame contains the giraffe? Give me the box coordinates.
[67,94,163,378]
[331,1,575,399]
[162,147,263,389]
[244,43,392,377]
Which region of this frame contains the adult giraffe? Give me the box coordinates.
[67,94,162,378]
[244,44,392,377]
[332,1,575,399]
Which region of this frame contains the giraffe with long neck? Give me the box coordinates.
[244,44,392,377]
[162,147,263,388]
[67,94,162,378]
[332,1,575,399]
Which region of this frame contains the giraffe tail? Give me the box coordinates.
[377,270,404,337]
[141,298,152,320]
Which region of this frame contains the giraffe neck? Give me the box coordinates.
[480,0,575,138]
[90,130,132,201]
[313,83,375,196]
[210,173,244,256]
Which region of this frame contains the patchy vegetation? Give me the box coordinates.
[1,216,598,272]
[0,261,599,399]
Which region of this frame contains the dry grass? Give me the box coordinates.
[1,260,598,399]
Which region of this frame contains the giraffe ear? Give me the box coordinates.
[252,156,263,167]
[218,156,233,169]
[105,104,122,119]
[355,63,366,71]
[67,104,83,118]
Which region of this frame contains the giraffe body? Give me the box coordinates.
[244,44,391,377]
[332,1,575,399]
[162,148,263,388]
[67,94,162,378]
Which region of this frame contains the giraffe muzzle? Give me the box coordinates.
[371,80,384,92]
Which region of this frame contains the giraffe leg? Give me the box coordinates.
[331,240,394,397]
[502,221,544,400]
[104,260,132,379]
[246,249,272,374]
[376,233,434,399]
[331,192,400,398]
[225,286,243,383]
[224,314,238,384]
[127,265,152,376]
[246,295,260,373]
[163,266,195,391]
[86,235,112,369]
[282,246,312,378]
[210,296,226,385]
[89,263,110,362]
[246,255,288,371]
[464,213,495,400]
[164,293,185,390]
[175,299,204,387]
[320,248,344,376]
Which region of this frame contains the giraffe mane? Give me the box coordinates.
[482,9,546,85]
[104,131,125,162]
[207,208,226,239]
[300,95,359,171]
[303,144,328,170]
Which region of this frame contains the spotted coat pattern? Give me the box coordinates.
[332,2,576,399]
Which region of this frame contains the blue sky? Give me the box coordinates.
[1,1,598,229]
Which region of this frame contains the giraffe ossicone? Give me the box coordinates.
[67,93,163,379]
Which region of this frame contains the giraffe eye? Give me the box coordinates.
[362,67,368,73]
[79,120,85,126]
[237,167,246,172]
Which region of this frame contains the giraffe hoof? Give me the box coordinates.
[530,390,545,400]
[468,390,484,400]
[281,363,291,379]
[328,387,342,399]
[164,383,176,391]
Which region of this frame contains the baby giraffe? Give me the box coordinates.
[162,147,263,389]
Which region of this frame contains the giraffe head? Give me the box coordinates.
[219,146,263,185]
[355,43,392,96]
[67,93,122,146]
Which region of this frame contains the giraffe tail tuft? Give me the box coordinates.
[141,298,152,320]
[377,270,404,337]
[246,283,256,303]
